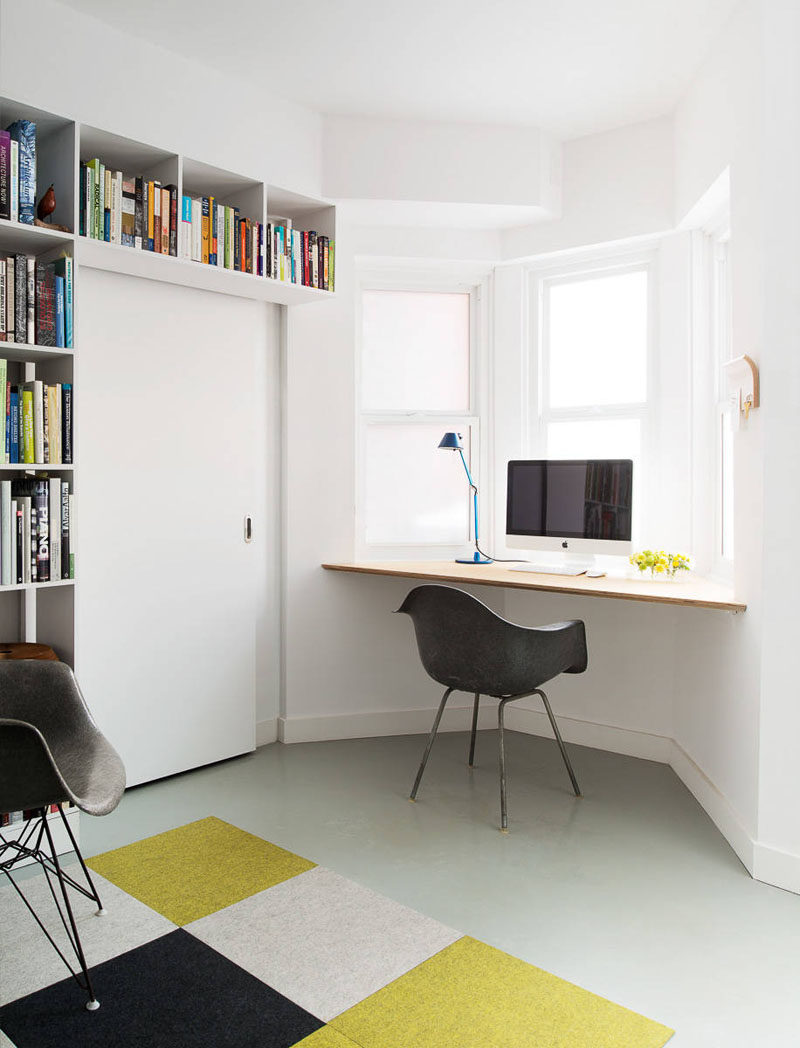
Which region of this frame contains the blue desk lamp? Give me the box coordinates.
[438,431,492,564]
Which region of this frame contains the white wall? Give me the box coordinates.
[671,0,765,865]
[501,117,674,260]
[0,0,323,197]
[756,0,800,890]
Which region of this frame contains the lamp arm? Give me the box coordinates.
[458,448,480,548]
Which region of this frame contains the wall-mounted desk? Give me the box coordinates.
[322,560,745,613]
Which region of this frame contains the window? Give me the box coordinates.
[533,260,652,541]
[357,284,481,555]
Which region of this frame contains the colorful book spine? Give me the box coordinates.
[55,276,65,348]
[201,197,210,264]
[13,254,25,344]
[35,262,56,347]
[0,360,6,463]
[6,121,35,225]
[53,256,74,348]
[168,185,178,257]
[9,389,19,464]
[61,481,70,580]
[0,130,10,221]
[34,479,49,582]
[9,140,18,223]
[0,481,10,585]
[62,383,72,464]
[181,195,192,258]
[21,389,33,464]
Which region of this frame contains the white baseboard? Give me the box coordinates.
[276,704,800,894]
[752,841,800,895]
[256,718,279,747]
[667,740,755,874]
[277,703,670,761]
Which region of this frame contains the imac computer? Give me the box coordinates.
[505,459,633,576]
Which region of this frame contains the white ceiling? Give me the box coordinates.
[60,0,738,139]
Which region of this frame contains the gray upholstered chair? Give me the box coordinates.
[397,585,587,830]
[0,660,126,1011]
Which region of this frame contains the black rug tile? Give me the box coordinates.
[0,928,323,1048]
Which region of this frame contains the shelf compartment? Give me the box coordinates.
[0,219,74,254]
[79,125,180,188]
[182,157,264,225]
[0,340,74,363]
[76,236,332,305]
[0,98,77,233]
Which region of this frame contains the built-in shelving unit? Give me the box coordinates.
[0,92,336,854]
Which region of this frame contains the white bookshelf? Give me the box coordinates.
[0,93,337,851]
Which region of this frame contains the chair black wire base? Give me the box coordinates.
[410,687,582,831]
[0,804,105,1011]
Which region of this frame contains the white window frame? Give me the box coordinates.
[526,247,658,547]
[355,266,490,560]
[708,220,733,580]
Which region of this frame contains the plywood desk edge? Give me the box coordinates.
[321,561,746,613]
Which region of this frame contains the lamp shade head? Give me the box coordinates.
[438,431,464,450]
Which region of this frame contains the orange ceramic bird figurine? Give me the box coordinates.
[37,184,56,222]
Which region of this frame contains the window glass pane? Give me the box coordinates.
[547,270,648,408]
[364,424,471,545]
[721,412,734,559]
[546,418,641,462]
[362,290,470,412]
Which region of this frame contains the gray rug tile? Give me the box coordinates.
[0,867,175,1005]
[187,865,461,1021]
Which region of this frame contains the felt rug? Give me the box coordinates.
[0,816,673,1048]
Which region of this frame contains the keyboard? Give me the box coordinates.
[507,563,589,577]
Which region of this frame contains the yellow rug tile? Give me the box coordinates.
[331,936,673,1048]
[87,816,315,926]
[292,1028,362,1048]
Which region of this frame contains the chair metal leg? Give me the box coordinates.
[410,687,453,801]
[468,692,480,767]
[57,804,106,916]
[41,810,101,1010]
[536,688,581,797]
[498,698,510,831]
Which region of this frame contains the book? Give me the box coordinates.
[201,197,210,264]
[52,256,74,348]
[15,500,23,584]
[180,195,192,258]
[19,495,31,583]
[168,185,178,257]
[35,261,56,347]
[62,383,72,464]
[49,476,61,581]
[0,480,10,585]
[20,388,33,464]
[55,275,65,348]
[152,181,161,253]
[61,481,70,579]
[26,257,34,342]
[6,121,35,225]
[160,186,169,254]
[34,478,48,581]
[0,130,10,221]
[0,260,5,341]
[13,254,25,344]
[9,388,19,463]
[68,492,74,578]
[9,140,18,223]
[0,360,5,463]
[134,176,144,249]
[4,380,8,463]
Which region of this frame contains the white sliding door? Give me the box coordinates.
[77,269,261,785]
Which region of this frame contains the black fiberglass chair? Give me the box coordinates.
[0,660,126,1011]
[397,585,587,830]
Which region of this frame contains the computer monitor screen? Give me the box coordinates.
[506,459,633,555]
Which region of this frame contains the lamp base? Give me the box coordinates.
[456,553,493,565]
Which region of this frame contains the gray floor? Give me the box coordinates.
[69,731,800,1047]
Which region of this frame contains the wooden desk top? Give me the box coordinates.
[322,560,746,612]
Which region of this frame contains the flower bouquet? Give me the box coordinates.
[629,550,691,579]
